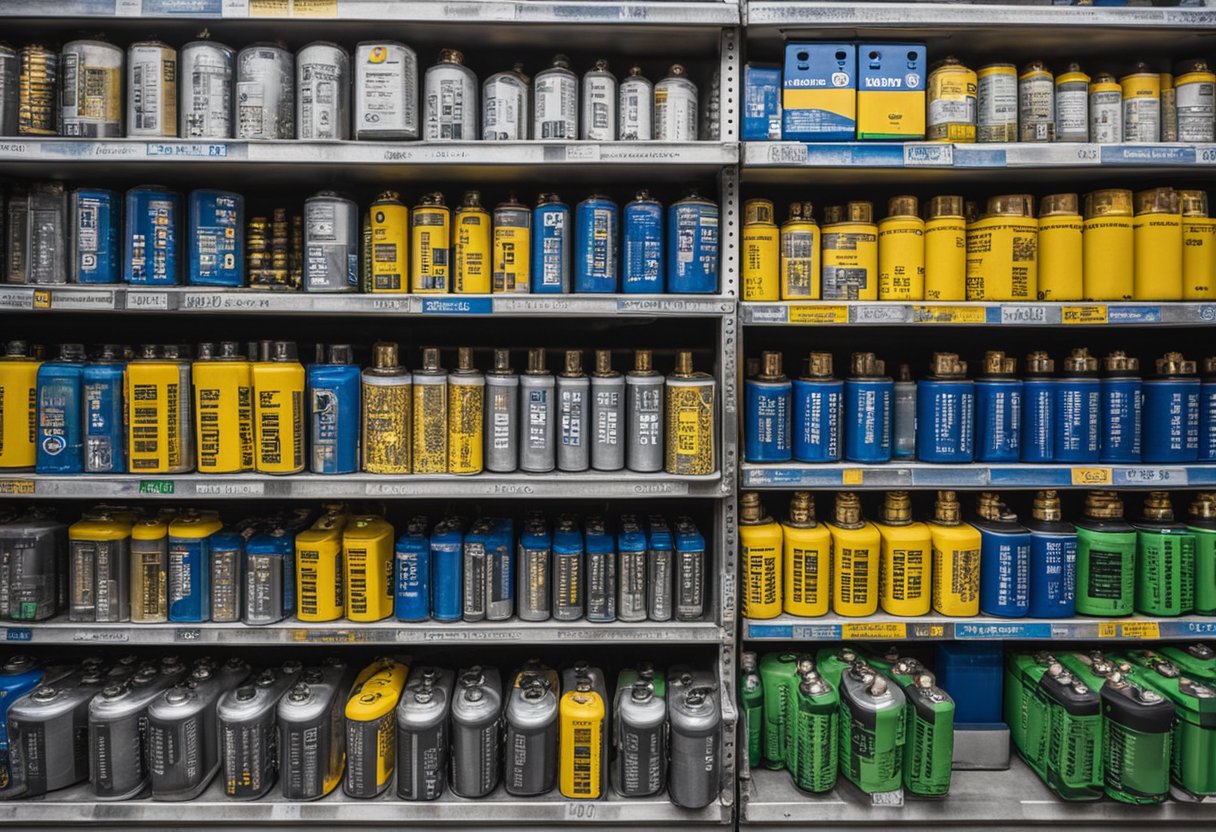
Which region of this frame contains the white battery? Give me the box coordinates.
[60,40,124,138]
[236,42,295,139]
[581,59,616,141]
[1176,60,1215,144]
[424,48,477,141]
[354,41,418,140]
[654,64,697,141]
[1018,62,1054,143]
[127,41,176,138]
[976,63,1017,143]
[296,42,350,141]
[180,38,235,139]
[482,65,529,141]
[618,66,653,141]
[1089,72,1123,144]
[534,55,577,140]
[1054,64,1089,143]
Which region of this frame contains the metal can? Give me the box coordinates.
[7,665,108,797]
[521,348,557,472]
[450,666,503,798]
[482,64,529,141]
[531,193,571,294]
[655,64,698,141]
[82,345,126,474]
[70,188,119,284]
[277,659,351,800]
[424,49,477,140]
[89,662,187,800]
[126,343,195,474]
[585,516,617,623]
[1101,351,1142,463]
[504,665,559,796]
[1089,70,1123,144]
[552,515,584,621]
[668,675,720,808]
[18,45,58,136]
[304,191,358,292]
[534,55,578,140]
[559,668,607,799]
[181,38,234,138]
[412,347,449,474]
[622,191,664,293]
[296,513,348,622]
[927,57,976,142]
[974,351,1022,464]
[745,351,792,464]
[187,189,243,287]
[217,663,303,800]
[396,666,454,800]
[362,341,412,474]
[626,348,665,472]
[666,351,716,475]
[483,348,519,472]
[307,344,360,474]
[1018,60,1055,143]
[244,525,293,624]
[0,513,65,623]
[208,528,244,624]
[778,202,820,300]
[667,192,719,294]
[619,65,653,141]
[1054,348,1101,463]
[296,42,349,141]
[582,59,616,141]
[590,349,625,471]
[646,516,674,621]
[844,352,892,464]
[517,513,550,621]
[492,196,531,294]
[616,515,647,622]
[168,511,224,623]
[463,517,513,622]
[1143,352,1201,463]
[343,516,395,622]
[0,656,53,786]
[1176,59,1216,143]
[123,185,180,285]
[448,346,485,474]
[674,517,706,621]
[344,658,408,799]
[0,45,18,136]
[575,194,619,293]
[976,62,1017,143]
[1122,64,1161,143]
[793,352,842,463]
[429,517,464,621]
[915,353,975,464]
[354,41,418,140]
[394,516,430,622]
[1162,71,1178,143]
[127,40,176,138]
[0,341,40,472]
[236,43,294,139]
[368,191,408,292]
[69,511,132,623]
[411,192,451,292]
[59,40,123,138]
[557,350,590,472]
[36,343,86,474]
[454,191,491,294]
[615,668,666,796]
[9,182,69,285]
[1054,63,1090,142]
[193,341,254,474]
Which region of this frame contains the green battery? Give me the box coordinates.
[1160,644,1216,686]
[838,663,907,795]
[1099,672,1174,804]
[1037,661,1103,801]
[759,652,803,771]
[898,666,955,798]
[1186,494,1216,614]
[814,645,862,689]
[1004,651,1056,777]
[793,670,839,794]
[1074,491,1137,616]
[741,652,764,769]
[1134,492,1196,616]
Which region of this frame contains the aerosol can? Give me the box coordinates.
[396,666,455,801]
[278,658,353,800]
[344,657,409,799]
[626,349,665,472]
[740,492,782,620]
[504,664,559,797]
[1134,492,1196,616]
[828,493,880,617]
[450,666,503,798]
[781,492,831,617]
[614,665,666,797]
[668,676,720,809]
[216,662,303,800]
[665,350,715,475]
[361,342,411,475]
[874,491,931,616]
[838,663,906,795]
[742,199,778,301]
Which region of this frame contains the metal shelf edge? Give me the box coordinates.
[740,463,1202,490]
[742,614,1216,642]
[739,301,1214,327]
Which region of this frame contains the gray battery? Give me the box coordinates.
[674,516,705,621]
[646,515,674,622]
[534,55,577,139]
[236,43,294,140]
[482,65,529,141]
[304,191,359,292]
[396,666,454,801]
[625,349,665,472]
[245,527,291,625]
[210,533,242,623]
[278,658,351,800]
[485,348,520,473]
[354,41,418,141]
[590,349,624,471]
[585,516,616,623]
[60,40,124,138]
[552,514,583,621]
[127,41,177,138]
[6,182,68,286]
[129,521,168,624]
[180,38,234,139]
[557,350,590,472]
[450,666,502,798]
[655,64,698,142]
[617,515,647,623]
[517,513,550,622]
[614,679,666,797]
[504,666,558,796]
[160,345,197,473]
[668,676,721,809]
[217,662,304,800]
[0,514,66,622]
[619,66,653,141]
[0,45,16,136]
[70,520,130,624]
[296,42,350,141]
[462,517,491,622]
[581,59,616,141]
[424,49,477,140]
[521,348,556,473]
[7,665,108,797]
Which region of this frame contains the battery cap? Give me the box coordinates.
[592,349,616,378]
[930,352,967,379]
[1021,59,1050,76]
[421,347,443,372]
[880,491,914,526]
[786,491,818,528]
[758,351,784,381]
[801,677,829,696]
[929,55,968,73]
[1141,491,1176,522]
[798,352,832,380]
[1032,490,1063,522]
[981,351,1017,377]
[796,657,815,676]
[1062,348,1098,374]
[235,685,257,701]
[438,48,464,65]
[165,687,191,705]
[845,201,873,224]
[1085,188,1133,219]
[101,684,125,699]
[526,348,548,375]
[672,350,696,376]
[887,195,918,219]
[867,675,888,697]
[327,344,354,365]
[627,65,645,78]
[986,194,1034,218]
[59,343,87,361]
[927,195,964,220]
[932,491,961,525]
[562,350,584,377]
[1102,350,1139,373]
[1039,193,1079,217]
[744,199,775,225]
[823,205,844,225]
[832,492,864,529]
[1135,186,1180,215]
[1189,493,1216,520]
[460,191,483,210]
[371,341,401,371]
[666,64,687,78]
[1058,62,1088,80]
[850,352,885,379]
[1156,351,1196,377]
[549,54,571,70]
[455,346,477,373]
[1024,351,1055,375]
[975,491,1017,523]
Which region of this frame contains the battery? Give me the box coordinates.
[976,63,1017,142]
[1176,59,1215,143]
[584,517,616,623]
[18,45,58,136]
[343,515,394,622]
[582,59,616,141]
[424,49,477,140]
[411,192,450,292]
[429,518,464,622]
[492,196,530,294]
[974,351,1021,463]
[71,188,119,284]
[1122,64,1161,143]
[668,192,719,294]
[368,191,408,292]
[590,350,625,471]
[821,202,877,300]
[619,65,653,141]
[655,64,698,141]
[237,43,294,139]
[626,349,665,472]
[69,511,132,623]
[622,191,664,293]
[745,351,791,464]
[82,345,125,473]
[617,515,648,622]
[209,529,244,624]
[575,194,618,293]
[180,38,234,138]
[484,348,519,472]
[552,516,583,621]
[666,351,716,475]
[927,57,976,142]
[674,517,705,620]
[0,514,66,622]
[60,40,123,138]
[0,45,18,136]
[297,42,350,141]
[188,189,244,287]
[792,352,842,463]
[1142,352,1200,463]
[844,352,892,464]
[10,183,69,285]
[1054,63,1089,142]
[123,185,179,285]
[1101,351,1142,463]
[1134,186,1183,301]
[532,193,571,293]
[244,526,293,624]
[450,667,503,798]
[483,64,529,141]
[1037,193,1083,301]
[916,353,974,463]
[217,663,302,800]
[534,55,577,139]
[355,42,418,140]
[521,348,556,472]
[966,194,1037,302]
[454,191,491,294]
[1089,71,1122,144]
[557,350,590,472]
[516,514,551,622]
[304,191,358,292]
[396,666,454,800]
[412,347,449,474]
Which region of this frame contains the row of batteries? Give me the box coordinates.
[739,489,1216,620]
[741,644,1216,802]
[0,342,717,477]
[0,504,708,625]
[744,348,1216,465]
[0,655,723,805]
[1,38,710,142]
[5,184,720,294]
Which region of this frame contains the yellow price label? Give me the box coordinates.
[1120,621,1161,639]
[1071,467,1113,486]
[32,290,51,309]
[1062,305,1108,324]
[842,622,908,639]
[788,304,849,324]
[842,469,864,486]
[0,480,35,495]
[251,0,336,16]
[1097,622,1118,638]
[912,305,988,324]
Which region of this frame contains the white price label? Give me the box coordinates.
[565,803,598,820]
[194,482,265,496]
[564,145,601,162]
[853,305,908,323]
[126,291,170,310]
[0,289,32,310]
[1001,305,1049,325]
[766,143,808,165]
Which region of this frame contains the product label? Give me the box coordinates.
[841,622,907,639]
[1062,305,1108,324]
[788,304,848,324]
[1071,467,1112,485]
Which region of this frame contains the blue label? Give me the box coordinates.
[953,146,1008,168]
[124,187,180,286]
[1161,620,1216,638]
[4,629,32,642]
[989,466,1072,486]
[421,297,492,315]
[746,624,793,639]
[792,379,842,462]
[1027,532,1077,618]
[975,380,1021,463]
[72,190,119,284]
[430,532,463,621]
[844,378,892,463]
[1020,380,1054,463]
[168,538,210,622]
[1200,381,1216,462]
[1108,305,1162,323]
[1100,377,1143,463]
[143,0,223,12]
[802,144,906,166]
[1100,145,1197,165]
[916,380,975,463]
[35,367,85,474]
[531,203,570,293]
[955,622,1053,639]
[622,201,664,292]
[82,365,126,473]
[1053,379,1101,462]
[667,202,720,294]
[745,379,792,463]
[188,190,244,287]
[574,200,619,293]
[979,529,1031,616]
[1142,380,1201,463]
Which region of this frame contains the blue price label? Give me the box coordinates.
[421,298,493,315]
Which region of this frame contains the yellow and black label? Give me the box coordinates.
[362,380,411,474]
[0,358,40,469]
[193,359,254,473]
[412,381,448,474]
[448,382,484,475]
[252,363,305,474]
[665,380,715,476]
[559,688,605,799]
[295,513,348,622]
[370,200,408,293]
[343,516,394,622]
[126,361,187,473]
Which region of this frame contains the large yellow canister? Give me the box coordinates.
[821,201,878,300]
[878,195,925,300]
[742,198,779,301]
[1181,190,1216,299]
[1036,193,1083,301]
[1082,188,1134,301]
[780,201,820,300]
[923,195,967,301]
[965,194,1037,301]
[1133,186,1183,301]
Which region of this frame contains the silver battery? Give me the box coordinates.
[217,662,304,800]
[424,49,477,140]
[69,520,130,624]
[590,349,624,471]
[245,527,291,625]
[584,515,616,623]
[7,664,108,797]
[129,522,168,624]
[534,55,577,140]
[396,666,454,801]
[0,514,66,622]
[127,41,177,138]
[485,348,520,472]
[504,665,558,796]
[557,350,589,472]
[6,182,68,285]
[462,517,491,622]
[297,42,350,141]
[616,515,647,623]
[674,516,705,622]
[1018,62,1055,143]
[1054,63,1089,143]
[354,41,418,140]
[60,40,124,138]
[304,191,359,292]
[278,658,351,800]
[161,345,197,473]
[1090,72,1122,144]
[210,533,242,623]
[614,678,666,797]
[236,42,294,140]
[646,515,674,622]
[516,513,550,622]
[625,349,665,472]
[655,64,697,142]
[0,45,17,136]
[180,38,234,139]
[619,65,653,141]
[667,676,720,809]
[1177,60,1215,143]
[450,666,502,798]
[581,59,617,141]
[552,514,583,621]
[520,348,556,473]
[483,65,529,141]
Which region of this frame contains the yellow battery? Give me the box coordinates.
[492,195,531,293]
[559,680,605,799]
[1161,72,1177,142]
[1036,194,1083,301]
[369,191,408,293]
[454,191,491,294]
[780,202,820,300]
[1134,186,1183,300]
[1181,190,1216,299]
[192,342,254,474]
[926,57,977,142]
[345,657,409,797]
[926,491,980,617]
[1121,66,1161,143]
[965,194,1037,301]
[1082,188,1134,300]
[251,341,305,475]
[665,350,715,476]
[448,346,484,475]
[412,347,448,474]
[69,511,132,621]
[923,196,967,301]
[781,492,831,617]
[130,517,169,623]
[827,493,880,617]
[0,345,40,470]
[878,195,925,300]
[295,511,349,622]
[411,192,450,293]
[125,349,191,474]
[821,201,878,300]
[343,515,395,622]
[740,492,783,619]
[361,342,412,474]
[742,198,779,301]
[873,491,931,617]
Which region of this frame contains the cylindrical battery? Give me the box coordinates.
[976,63,1017,143]
[534,55,577,140]
[12,184,68,284]
[236,43,294,139]
[448,347,485,475]
[665,351,715,476]
[1142,352,1200,464]
[354,41,418,140]
[180,38,234,139]
[412,348,449,474]
[915,353,974,463]
[965,194,1037,301]
[581,59,616,141]
[521,348,556,472]
[1121,65,1161,143]
[1054,348,1100,464]
[1181,189,1216,300]
[1089,71,1123,144]
[617,517,648,622]
[127,41,177,138]
[1018,61,1054,143]
[482,64,529,141]
[821,201,877,300]
[362,342,412,474]
[575,194,619,293]
[1161,71,1178,142]
[780,201,819,300]
[1101,351,1142,464]
[1021,351,1055,464]
[424,48,477,140]
[792,352,842,463]
[18,45,59,136]
[484,348,520,472]
[1037,193,1082,301]
[844,352,892,464]
[654,64,697,141]
[492,195,531,293]
[60,40,124,138]
[974,352,1021,463]
[623,191,664,293]
[368,191,408,292]
[926,57,976,142]
[745,351,791,464]
[618,65,653,141]
[584,517,616,622]
[1054,63,1090,142]
[1176,59,1215,143]
[130,518,169,623]
[411,192,450,293]
[531,193,570,293]
[454,191,491,294]
[1133,187,1183,301]
[626,349,664,472]
[296,42,350,141]
[923,195,966,301]
[877,195,924,301]
[304,191,358,292]
[552,516,583,620]
[557,350,590,472]
[590,350,625,471]
[1082,188,1134,301]
[517,516,551,621]
[0,46,17,136]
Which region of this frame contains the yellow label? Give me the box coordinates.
[877,219,926,300]
[878,525,932,617]
[296,521,346,622]
[343,520,394,622]
[0,360,40,469]
[780,223,820,300]
[1120,620,1161,639]
[1182,217,1215,300]
[858,89,926,139]
[742,522,784,619]
[369,202,408,293]
[831,525,881,617]
[454,210,492,294]
[783,524,831,617]
[965,218,1038,301]
[1062,305,1108,324]
[1071,467,1112,485]
[412,381,449,473]
[842,469,864,485]
[842,622,908,639]
[1133,216,1183,301]
[193,361,254,473]
[411,208,451,293]
[930,527,982,617]
[1098,622,1118,638]
[742,226,780,302]
[1082,218,1134,300]
[251,0,337,16]
[32,291,50,309]
[924,219,967,300]
[0,480,35,495]
[913,304,986,323]
[126,362,188,474]
[821,223,878,300]
[362,380,411,474]
[492,225,531,293]
[665,382,715,475]
[252,363,306,474]
[447,381,485,474]
[559,691,605,799]
[1037,216,1083,301]
[789,304,848,324]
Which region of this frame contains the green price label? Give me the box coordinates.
[139,480,175,495]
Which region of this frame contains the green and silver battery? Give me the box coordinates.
[793,670,838,794]
[758,653,802,771]
[1098,672,1174,804]
[1004,651,1056,777]
[1037,661,1103,801]
[1159,644,1216,686]
[1074,491,1137,616]
[1134,492,1196,616]
[741,652,763,769]
[897,667,955,798]
[838,663,906,795]
[814,645,862,689]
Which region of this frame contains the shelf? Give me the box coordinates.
[742,613,1216,643]
[741,462,1206,490]
[1,618,723,645]
[740,301,1214,327]
[741,759,1215,830]
[0,471,724,499]
[0,286,735,317]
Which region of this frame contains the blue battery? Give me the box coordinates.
[394,516,430,622]
[915,354,974,463]
[553,515,585,619]
[518,514,551,619]
[585,517,616,622]
[81,346,126,474]
[306,344,360,475]
[187,189,244,287]
[1201,359,1216,462]
[843,353,892,463]
[1053,349,1100,463]
[1100,352,1142,463]
[673,516,705,621]
[1142,353,1201,463]
[743,63,782,141]
[123,185,180,285]
[35,344,87,474]
[70,188,119,284]
[168,529,214,623]
[744,352,792,463]
[531,193,570,293]
[667,193,719,294]
[974,352,1021,463]
[487,517,515,621]
[430,517,464,621]
[1025,510,1077,618]
[1020,352,1055,463]
[574,195,618,293]
[792,354,842,463]
[243,526,293,620]
[0,657,46,784]
[622,192,664,293]
[974,498,1031,617]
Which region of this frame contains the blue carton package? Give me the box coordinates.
[857,43,927,140]
[744,63,782,140]
[782,42,856,142]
